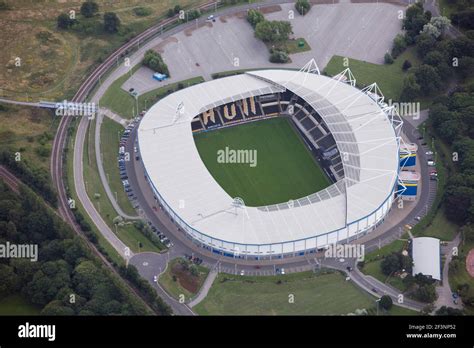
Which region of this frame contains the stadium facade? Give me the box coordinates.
[137,68,404,259]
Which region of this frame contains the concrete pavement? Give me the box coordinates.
[435,233,463,310]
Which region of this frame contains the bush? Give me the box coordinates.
[0,1,9,10]
[133,7,152,17]
[402,59,412,71]
[103,12,120,33]
[391,34,407,58]
[247,9,264,28]
[80,1,99,18]
[185,9,201,21]
[166,8,175,18]
[384,52,394,64]
[295,0,311,15]
[270,50,290,63]
[142,49,170,76]
[452,10,474,30]
[255,20,293,43]
[379,295,393,310]
[57,13,75,29]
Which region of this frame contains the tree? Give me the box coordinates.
[80,1,99,18]
[400,74,420,101]
[416,33,437,58]
[414,64,442,95]
[247,9,264,28]
[103,12,120,33]
[414,284,437,303]
[186,9,201,21]
[421,23,441,39]
[404,2,429,41]
[57,13,74,29]
[41,300,75,315]
[270,50,290,63]
[0,264,20,296]
[452,10,474,30]
[392,34,407,58]
[379,295,393,310]
[435,306,464,315]
[255,20,292,43]
[295,0,311,15]
[380,253,401,276]
[142,49,170,76]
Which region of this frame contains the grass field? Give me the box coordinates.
[158,258,209,301]
[0,104,57,172]
[415,207,459,241]
[82,119,164,254]
[324,48,421,101]
[360,239,410,292]
[100,117,136,216]
[0,0,208,100]
[194,270,416,315]
[194,117,331,206]
[0,295,40,316]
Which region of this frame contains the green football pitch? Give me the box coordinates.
[193,117,331,206]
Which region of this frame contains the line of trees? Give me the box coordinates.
[246,9,293,63]
[0,182,158,315]
[57,1,121,34]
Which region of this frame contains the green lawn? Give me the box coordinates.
[65,118,124,266]
[280,38,311,54]
[194,270,415,315]
[158,258,209,301]
[100,117,136,217]
[82,119,164,254]
[194,117,331,206]
[100,67,204,119]
[415,207,459,241]
[360,239,410,292]
[0,295,40,315]
[324,48,421,101]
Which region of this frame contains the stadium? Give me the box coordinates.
[137,66,404,260]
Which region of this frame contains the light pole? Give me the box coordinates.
[376,298,381,316]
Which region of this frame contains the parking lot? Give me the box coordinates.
[122,1,405,95]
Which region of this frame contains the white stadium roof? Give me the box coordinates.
[412,237,441,280]
[138,69,400,250]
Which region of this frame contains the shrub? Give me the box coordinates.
[295,0,311,15]
[247,9,264,28]
[80,1,99,18]
[270,50,290,63]
[142,49,170,76]
[103,12,120,33]
[384,52,394,64]
[402,59,412,71]
[57,13,75,29]
[133,7,152,17]
[379,295,393,310]
[391,34,407,58]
